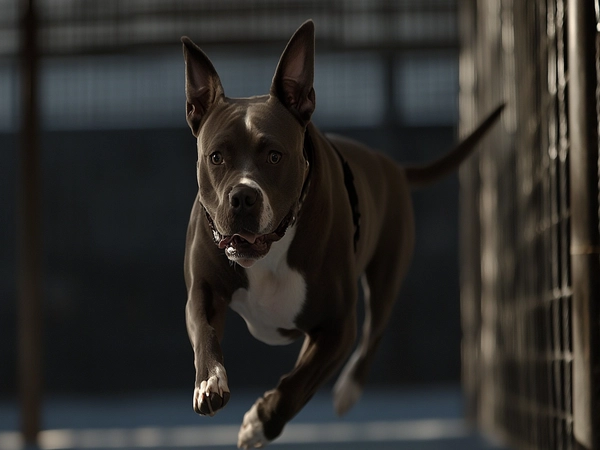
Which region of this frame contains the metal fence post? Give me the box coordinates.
[567,0,600,448]
[18,0,42,445]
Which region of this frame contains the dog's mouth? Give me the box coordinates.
[205,209,294,267]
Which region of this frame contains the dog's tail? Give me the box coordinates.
[404,104,505,188]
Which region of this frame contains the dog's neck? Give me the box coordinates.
[295,127,314,221]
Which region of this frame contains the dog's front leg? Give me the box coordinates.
[237,322,356,448]
[186,283,230,417]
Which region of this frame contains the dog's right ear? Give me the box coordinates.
[182,36,224,137]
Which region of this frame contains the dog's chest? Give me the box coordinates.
[230,229,306,346]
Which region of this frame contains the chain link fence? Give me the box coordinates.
[459,0,600,449]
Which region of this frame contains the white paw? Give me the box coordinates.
[333,353,363,416]
[237,402,270,449]
[193,363,230,416]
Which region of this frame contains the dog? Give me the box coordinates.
[181,20,503,449]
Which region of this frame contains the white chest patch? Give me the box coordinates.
[230,227,306,346]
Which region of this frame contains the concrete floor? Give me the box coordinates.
[0,385,510,450]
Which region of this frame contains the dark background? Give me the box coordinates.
[0,0,462,396]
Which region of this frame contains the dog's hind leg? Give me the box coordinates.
[333,198,415,416]
[332,273,374,416]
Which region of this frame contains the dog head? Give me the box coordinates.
[182,21,315,268]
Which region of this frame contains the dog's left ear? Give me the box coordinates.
[270,20,316,126]
[182,36,224,137]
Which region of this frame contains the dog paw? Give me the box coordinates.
[193,364,230,416]
[237,402,270,449]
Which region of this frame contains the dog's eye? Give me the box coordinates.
[268,151,282,165]
[210,152,224,165]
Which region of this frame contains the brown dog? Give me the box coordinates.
[182,20,503,448]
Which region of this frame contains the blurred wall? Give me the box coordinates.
[0,0,462,395]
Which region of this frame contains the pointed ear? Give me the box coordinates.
[182,36,224,136]
[270,20,316,126]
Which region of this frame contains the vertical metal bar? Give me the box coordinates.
[567,0,600,448]
[458,0,481,426]
[18,0,42,445]
[382,0,398,126]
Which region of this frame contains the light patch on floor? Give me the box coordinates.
[0,418,468,449]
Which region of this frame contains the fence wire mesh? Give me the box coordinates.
[459,0,600,449]
[0,0,460,131]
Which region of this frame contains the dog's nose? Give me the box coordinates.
[229,185,260,212]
